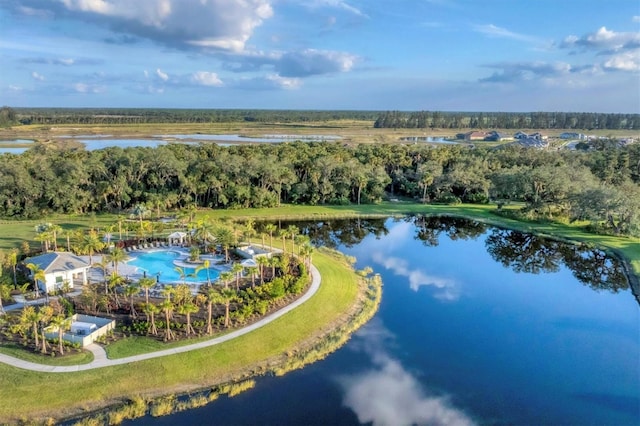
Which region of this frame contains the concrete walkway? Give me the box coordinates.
[0,264,321,373]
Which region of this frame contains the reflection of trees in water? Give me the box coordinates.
[411,216,487,246]
[269,218,389,248]
[485,229,628,293]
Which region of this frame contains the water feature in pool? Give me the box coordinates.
[128,250,221,283]
[124,217,639,426]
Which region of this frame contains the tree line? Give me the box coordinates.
[373,110,640,130]
[5,107,380,126]
[1,141,639,236]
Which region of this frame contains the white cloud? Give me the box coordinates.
[371,252,460,301]
[309,0,368,18]
[474,24,538,43]
[561,26,640,52]
[31,71,45,81]
[156,68,169,81]
[191,71,224,87]
[56,0,274,52]
[603,50,640,72]
[338,322,476,426]
[480,61,573,83]
[73,82,105,93]
[266,74,300,89]
[8,85,22,91]
[633,16,640,23]
[276,49,357,77]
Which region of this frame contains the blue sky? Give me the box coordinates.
[1,0,639,112]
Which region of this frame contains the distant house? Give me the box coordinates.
[485,131,513,142]
[23,252,89,294]
[559,132,586,140]
[517,137,549,149]
[529,132,548,141]
[464,131,489,141]
[513,131,529,140]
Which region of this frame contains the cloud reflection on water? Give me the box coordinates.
[371,251,460,301]
[338,322,476,426]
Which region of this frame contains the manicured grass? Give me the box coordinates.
[0,343,93,366]
[0,249,359,423]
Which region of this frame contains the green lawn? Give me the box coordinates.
[0,249,359,423]
[0,343,93,366]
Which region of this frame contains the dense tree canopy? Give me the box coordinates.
[1,141,639,236]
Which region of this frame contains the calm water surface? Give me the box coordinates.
[127,217,639,426]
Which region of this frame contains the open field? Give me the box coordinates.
[1,121,638,147]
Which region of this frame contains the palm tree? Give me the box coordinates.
[131,204,150,238]
[79,230,105,265]
[256,256,268,284]
[267,256,279,278]
[299,243,315,270]
[106,247,128,276]
[218,271,234,290]
[108,273,126,308]
[177,301,199,336]
[0,282,11,315]
[193,217,216,247]
[231,263,244,291]
[6,248,18,287]
[34,223,52,252]
[220,288,240,328]
[93,257,110,294]
[47,314,71,355]
[38,305,54,354]
[138,277,156,305]
[26,263,45,298]
[195,260,212,286]
[204,286,223,335]
[265,224,277,250]
[287,225,299,254]
[21,305,39,349]
[246,266,259,289]
[243,219,256,242]
[278,229,288,255]
[49,224,63,251]
[174,266,190,286]
[143,302,159,335]
[215,227,234,262]
[295,235,310,256]
[159,299,175,341]
[124,283,140,318]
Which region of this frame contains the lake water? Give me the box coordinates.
[121,217,640,425]
[0,134,343,154]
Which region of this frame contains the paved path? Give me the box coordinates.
[0,265,321,373]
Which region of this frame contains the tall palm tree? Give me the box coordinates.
[0,282,11,315]
[215,226,234,262]
[143,302,159,335]
[26,263,45,298]
[256,256,268,284]
[47,314,71,355]
[287,225,299,254]
[174,266,189,286]
[34,223,52,252]
[177,301,199,336]
[108,273,126,308]
[204,286,223,335]
[79,230,105,265]
[131,204,150,237]
[106,247,128,276]
[21,305,39,349]
[138,277,156,305]
[218,271,234,290]
[124,283,140,318]
[278,229,288,255]
[231,262,244,291]
[246,266,259,289]
[195,260,212,286]
[299,243,314,270]
[159,299,175,341]
[220,288,240,328]
[93,257,110,294]
[267,256,279,278]
[38,305,54,354]
[6,249,18,287]
[265,224,277,250]
[295,235,310,256]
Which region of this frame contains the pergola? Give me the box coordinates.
[168,231,187,245]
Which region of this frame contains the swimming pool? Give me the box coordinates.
[128,250,220,284]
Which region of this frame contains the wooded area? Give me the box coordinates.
[1,141,639,236]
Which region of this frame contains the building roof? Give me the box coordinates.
[24,251,90,274]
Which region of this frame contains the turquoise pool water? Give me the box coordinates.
[128,250,220,283]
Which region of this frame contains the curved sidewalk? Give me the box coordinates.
[0,265,321,373]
